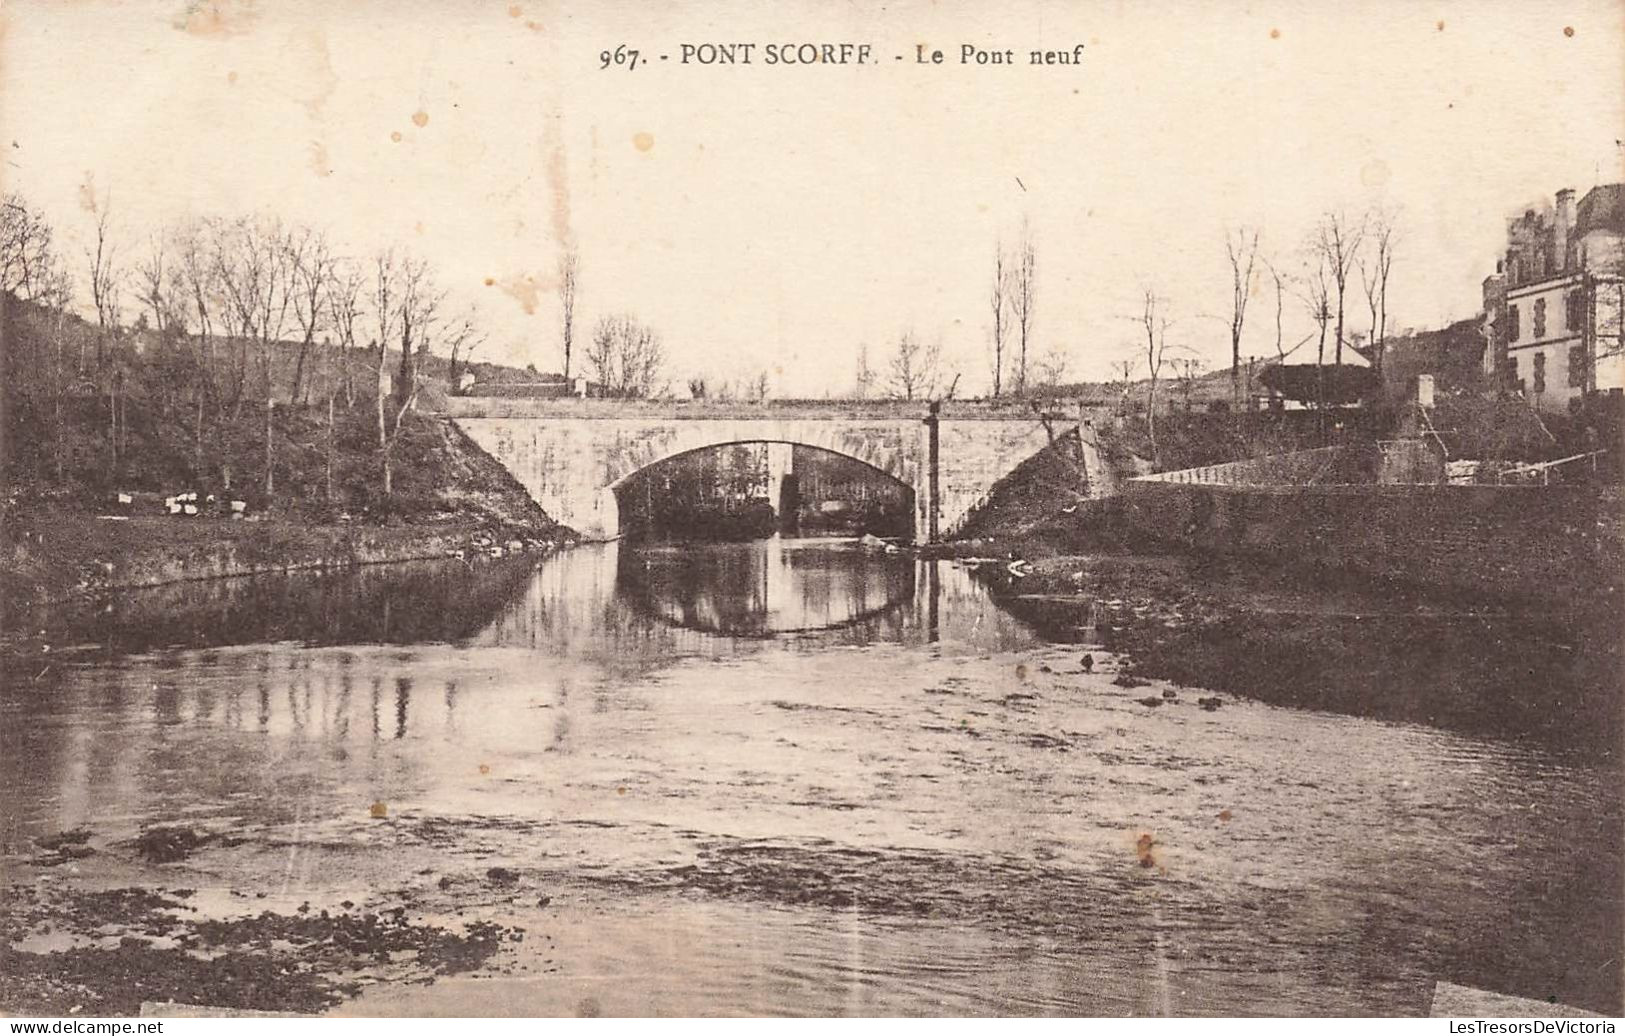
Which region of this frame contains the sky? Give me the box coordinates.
[2,0,1622,395]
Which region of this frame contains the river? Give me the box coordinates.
[1,539,1619,1016]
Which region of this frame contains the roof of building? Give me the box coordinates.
[1575,183,1625,239]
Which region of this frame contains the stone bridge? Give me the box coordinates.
[445,398,1056,541]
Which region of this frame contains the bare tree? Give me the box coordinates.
[132,231,184,340]
[368,252,444,496]
[888,329,939,401]
[1263,256,1289,361]
[746,370,770,403]
[84,197,127,469]
[1036,345,1070,393]
[322,257,365,502]
[585,315,616,390]
[369,248,401,453]
[1175,356,1207,411]
[587,314,665,398]
[1311,210,1365,367]
[325,258,364,407]
[1109,356,1137,417]
[393,254,442,404]
[86,200,121,366]
[1137,289,1176,463]
[1296,255,1334,421]
[173,219,222,473]
[1358,208,1398,377]
[1010,227,1036,395]
[1,193,58,300]
[558,245,578,381]
[1226,227,1259,406]
[989,243,1009,397]
[213,216,296,496]
[854,343,874,399]
[442,305,486,394]
[286,225,333,406]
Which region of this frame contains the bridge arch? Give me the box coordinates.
[597,425,921,540]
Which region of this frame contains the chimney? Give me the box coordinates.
[1555,188,1577,270]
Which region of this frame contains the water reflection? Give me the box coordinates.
[616,538,915,637]
[472,541,1043,662]
[0,540,1620,1014]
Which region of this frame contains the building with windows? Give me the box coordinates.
[1481,184,1625,412]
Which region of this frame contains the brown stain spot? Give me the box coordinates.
[174,0,260,38]
[369,801,388,819]
[1218,809,1233,822]
[308,140,332,178]
[1014,663,1029,681]
[1360,158,1391,188]
[1136,832,1157,868]
[1436,19,1445,31]
[526,20,543,32]
[412,110,430,128]
[478,763,491,775]
[1563,25,1575,37]
[483,276,496,287]
[497,273,547,315]
[226,70,238,85]
[544,106,573,246]
[633,131,655,153]
[508,4,522,16]
[390,131,403,143]
[1269,27,1280,39]
[616,786,627,796]
[76,173,99,214]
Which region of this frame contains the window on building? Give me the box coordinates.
[1570,343,1588,388]
[1533,351,1546,394]
[1533,298,1547,339]
[1502,356,1519,392]
[1508,304,1521,343]
[1566,290,1585,331]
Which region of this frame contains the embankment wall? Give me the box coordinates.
[1118,481,1621,606]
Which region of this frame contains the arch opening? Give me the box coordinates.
[611,440,916,543]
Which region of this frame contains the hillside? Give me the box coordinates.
[0,292,567,608]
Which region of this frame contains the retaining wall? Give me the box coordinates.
[1119,480,1621,606]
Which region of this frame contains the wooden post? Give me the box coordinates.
[925,401,941,544]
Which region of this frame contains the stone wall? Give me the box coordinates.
[1118,480,1621,606]
[1133,445,1377,486]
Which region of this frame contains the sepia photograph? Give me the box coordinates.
[1,0,1622,1023]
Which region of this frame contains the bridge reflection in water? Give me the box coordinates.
[473,539,1043,657]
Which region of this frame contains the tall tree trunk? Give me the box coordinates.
[291,335,312,406]
[1146,374,1158,464]
[107,375,118,477]
[1316,326,1328,439]
[1334,300,1345,367]
[194,392,204,476]
[325,392,335,504]
[264,397,274,497]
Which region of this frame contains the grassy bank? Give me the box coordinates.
[1,409,569,612]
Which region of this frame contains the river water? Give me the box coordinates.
[2,539,1619,1016]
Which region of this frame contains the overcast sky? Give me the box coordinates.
[2,0,1622,394]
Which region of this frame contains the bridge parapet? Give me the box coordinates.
[443,395,1068,422]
